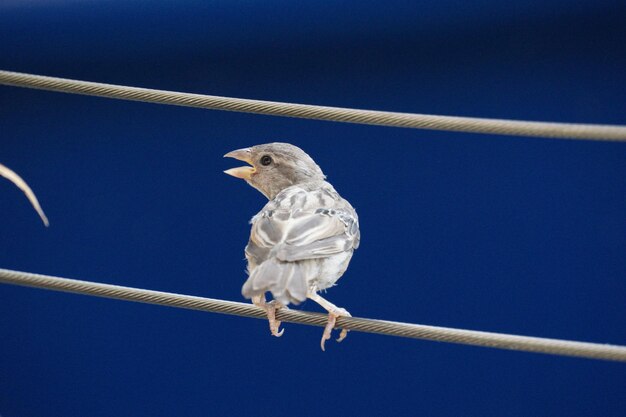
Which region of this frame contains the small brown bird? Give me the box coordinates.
[224,143,360,350]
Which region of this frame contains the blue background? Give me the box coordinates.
[1,1,625,416]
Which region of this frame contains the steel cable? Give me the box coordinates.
[1,268,625,362]
[1,70,626,141]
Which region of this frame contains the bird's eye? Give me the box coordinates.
[260,155,273,166]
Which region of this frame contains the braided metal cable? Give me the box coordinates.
[1,70,626,141]
[1,268,625,362]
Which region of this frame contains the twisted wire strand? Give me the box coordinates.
[0,163,49,226]
[1,70,626,141]
[1,268,625,362]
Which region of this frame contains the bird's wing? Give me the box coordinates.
[243,185,359,304]
[245,186,359,265]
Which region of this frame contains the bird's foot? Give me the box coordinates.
[265,300,286,337]
[321,307,351,351]
[252,296,287,337]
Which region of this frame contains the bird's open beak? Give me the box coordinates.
[224,148,255,180]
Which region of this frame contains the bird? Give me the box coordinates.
[224,142,360,350]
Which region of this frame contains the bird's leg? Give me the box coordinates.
[307,292,351,351]
[265,300,286,337]
[252,294,285,337]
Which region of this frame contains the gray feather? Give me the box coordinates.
[242,258,308,304]
[243,182,359,304]
[275,235,351,262]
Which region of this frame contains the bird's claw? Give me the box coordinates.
[337,328,349,343]
[320,307,351,351]
[265,300,286,337]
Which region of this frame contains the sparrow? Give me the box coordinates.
[224,143,360,350]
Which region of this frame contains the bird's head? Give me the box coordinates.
[224,142,325,199]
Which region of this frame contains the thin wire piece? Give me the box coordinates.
[0,163,49,226]
[1,70,626,141]
[1,268,625,362]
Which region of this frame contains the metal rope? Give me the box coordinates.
[1,268,625,362]
[1,70,626,141]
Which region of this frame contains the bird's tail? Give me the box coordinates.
[242,258,308,305]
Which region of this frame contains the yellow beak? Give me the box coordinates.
[224,148,255,180]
